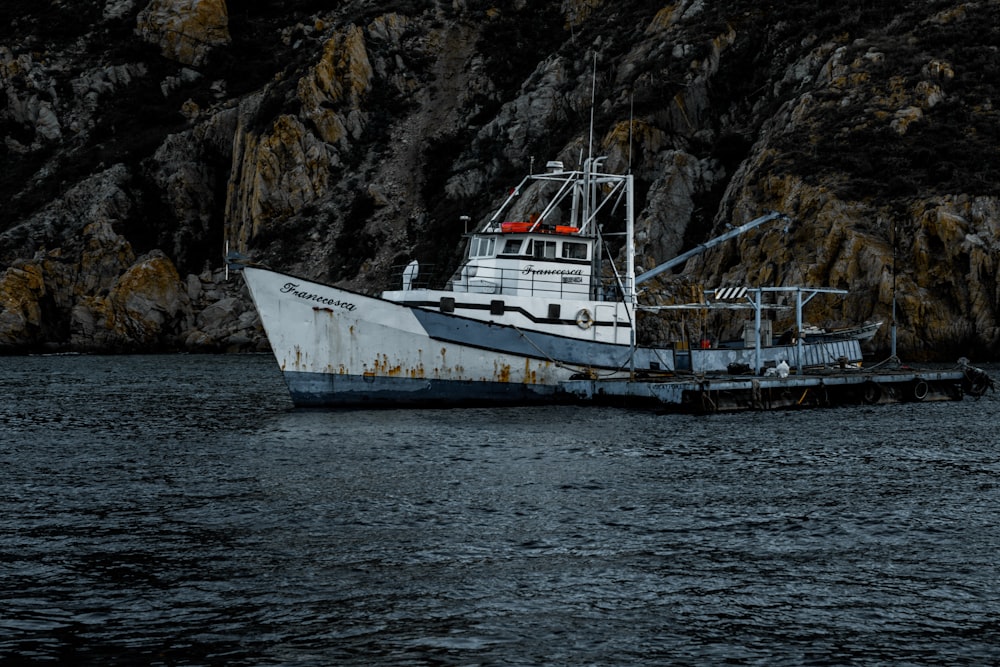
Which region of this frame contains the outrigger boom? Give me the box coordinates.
[635,210,789,285]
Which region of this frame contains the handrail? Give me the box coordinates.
[391,264,622,300]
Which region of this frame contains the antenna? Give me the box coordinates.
[628,92,634,174]
[588,52,596,162]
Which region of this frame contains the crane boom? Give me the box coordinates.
[635,211,788,285]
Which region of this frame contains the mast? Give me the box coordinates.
[625,173,635,305]
[891,218,898,361]
[626,171,636,378]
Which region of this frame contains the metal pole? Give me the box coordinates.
[754,289,762,375]
[795,288,804,375]
[626,174,636,380]
[891,221,898,360]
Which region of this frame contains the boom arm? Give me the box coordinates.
[635,211,789,285]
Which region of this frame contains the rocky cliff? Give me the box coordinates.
[1,0,998,359]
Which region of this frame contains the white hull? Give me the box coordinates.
[242,266,864,407]
[243,267,581,405]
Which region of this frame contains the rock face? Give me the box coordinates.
[0,162,261,352]
[0,1,998,359]
[135,0,230,67]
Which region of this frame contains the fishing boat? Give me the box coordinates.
[239,157,870,407]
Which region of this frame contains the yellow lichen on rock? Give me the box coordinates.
[319,26,373,103]
[227,25,375,249]
[891,106,923,135]
[924,59,955,81]
[77,220,136,297]
[564,0,604,28]
[930,5,969,24]
[367,13,409,45]
[109,254,189,344]
[70,253,189,349]
[0,262,46,346]
[266,115,330,214]
[226,102,341,250]
[298,25,372,144]
[646,4,680,33]
[603,119,668,166]
[136,0,231,67]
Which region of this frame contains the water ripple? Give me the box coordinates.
[1,356,998,664]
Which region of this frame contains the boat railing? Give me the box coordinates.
[391,263,440,291]
[393,264,621,301]
[459,265,590,298]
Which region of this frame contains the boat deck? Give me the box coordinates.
[560,364,993,413]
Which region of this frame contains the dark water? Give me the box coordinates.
[2,354,999,666]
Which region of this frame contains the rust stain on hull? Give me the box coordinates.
[292,339,551,386]
[282,345,307,371]
[360,354,429,380]
[524,357,537,384]
[495,361,512,383]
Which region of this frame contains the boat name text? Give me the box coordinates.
[521,265,584,277]
[281,282,357,311]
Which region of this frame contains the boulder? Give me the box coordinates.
[70,252,192,350]
[0,262,46,348]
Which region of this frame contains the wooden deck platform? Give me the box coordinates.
[559,363,995,413]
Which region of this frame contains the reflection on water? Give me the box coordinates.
[2,355,998,664]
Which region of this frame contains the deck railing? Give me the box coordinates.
[393,264,623,301]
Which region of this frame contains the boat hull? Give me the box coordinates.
[242,267,865,407]
[242,267,580,407]
[283,370,562,407]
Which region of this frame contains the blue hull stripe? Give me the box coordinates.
[400,298,624,328]
[284,371,563,407]
[410,307,633,369]
[409,306,864,373]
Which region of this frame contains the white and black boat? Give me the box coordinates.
[238,154,873,407]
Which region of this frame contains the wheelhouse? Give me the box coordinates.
[451,228,594,297]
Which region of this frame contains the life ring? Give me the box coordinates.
[909,379,929,402]
[575,308,593,329]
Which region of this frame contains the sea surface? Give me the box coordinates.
[1,354,999,666]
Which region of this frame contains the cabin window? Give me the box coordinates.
[502,239,523,254]
[470,236,495,257]
[562,241,588,260]
[528,239,557,259]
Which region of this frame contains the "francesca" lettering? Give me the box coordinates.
[521,265,584,276]
[280,282,357,311]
